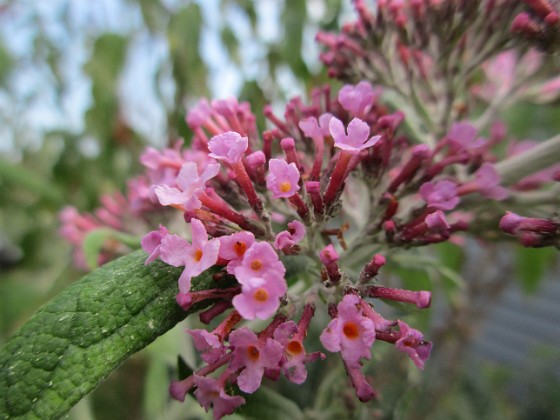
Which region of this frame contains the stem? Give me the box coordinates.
[496,134,560,185]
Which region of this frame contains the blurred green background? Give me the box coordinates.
[0,1,559,419]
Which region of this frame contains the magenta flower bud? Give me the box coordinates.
[319,244,339,265]
[388,144,431,193]
[425,211,451,236]
[359,254,386,283]
[365,286,432,308]
[305,181,324,215]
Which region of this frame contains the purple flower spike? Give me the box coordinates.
[208,131,248,164]
[420,180,460,211]
[266,158,301,198]
[329,117,381,155]
[229,327,284,393]
[320,294,375,367]
[193,375,246,420]
[395,320,433,370]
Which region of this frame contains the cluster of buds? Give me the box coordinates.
[316,0,560,144]
[500,211,560,247]
[512,0,560,51]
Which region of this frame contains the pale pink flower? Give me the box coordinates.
[232,275,287,320]
[475,163,508,200]
[298,113,332,140]
[265,158,301,198]
[229,327,284,393]
[395,320,432,369]
[273,220,306,250]
[154,162,220,211]
[234,242,286,283]
[338,81,379,116]
[419,180,460,211]
[329,117,380,154]
[160,219,220,293]
[208,131,248,164]
[320,294,375,367]
[193,375,245,420]
[141,225,169,264]
[187,329,226,364]
[219,231,256,274]
[274,321,324,384]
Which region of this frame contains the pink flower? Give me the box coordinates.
[298,113,332,140]
[320,294,375,367]
[141,225,169,264]
[447,122,486,150]
[273,220,306,251]
[160,219,220,293]
[395,320,432,370]
[232,275,287,320]
[208,131,248,164]
[419,180,460,211]
[193,375,245,420]
[274,321,324,384]
[154,162,220,211]
[187,329,226,364]
[475,163,508,200]
[219,231,256,274]
[265,158,301,198]
[229,327,284,393]
[234,242,286,283]
[338,81,379,116]
[329,117,380,154]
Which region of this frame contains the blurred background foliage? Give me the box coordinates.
[0,1,559,419]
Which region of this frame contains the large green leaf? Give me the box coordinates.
[0,250,216,420]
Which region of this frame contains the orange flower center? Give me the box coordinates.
[253,288,269,302]
[286,340,303,356]
[194,249,203,262]
[342,322,360,339]
[280,181,292,193]
[233,241,247,257]
[247,345,260,361]
[250,259,263,271]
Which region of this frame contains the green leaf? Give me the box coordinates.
[82,228,113,270]
[0,250,216,420]
[238,386,304,420]
[515,246,557,294]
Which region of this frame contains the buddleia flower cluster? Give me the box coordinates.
[59,0,560,418]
